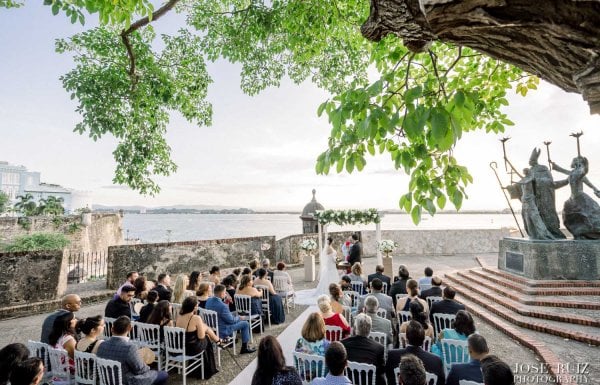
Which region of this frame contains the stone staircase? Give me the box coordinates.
[444,260,600,384]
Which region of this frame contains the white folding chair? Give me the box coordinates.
[96,357,123,385]
[459,381,484,385]
[255,284,272,329]
[426,372,438,385]
[273,276,295,313]
[48,347,72,384]
[131,298,143,320]
[381,282,388,294]
[427,296,443,309]
[394,367,400,385]
[397,310,412,324]
[325,325,343,342]
[131,321,163,370]
[376,308,387,319]
[351,281,364,294]
[27,340,52,384]
[346,360,376,385]
[347,291,360,310]
[432,313,456,340]
[163,326,204,385]
[74,351,96,385]
[171,303,182,322]
[234,294,263,342]
[199,308,236,368]
[342,305,352,325]
[102,317,116,339]
[368,331,388,359]
[423,336,433,351]
[440,338,470,376]
[293,351,326,385]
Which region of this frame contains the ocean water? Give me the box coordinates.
[122,213,519,243]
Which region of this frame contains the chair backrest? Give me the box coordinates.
[432,313,456,339]
[27,340,51,369]
[375,308,387,319]
[351,281,363,293]
[130,298,143,315]
[427,296,443,309]
[440,339,470,371]
[273,276,288,292]
[103,317,116,339]
[74,351,96,385]
[171,303,182,322]
[397,310,412,324]
[163,326,186,355]
[325,325,343,342]
[426,372,438,385]
[96,356,123,385]
[346,360,376,385]
[199,308,219,334]
[341,305,352,324]
[255,285,270,306]
[293,351,326,385]
[132,322,161,349]
[459,381,484,385]
[420,284,432,292]
[347,291,360,308]
[48,347,71,381]
[234,294,254,316]
[368,332,387,348]
[381,282,388,294]
[394,367,400,385]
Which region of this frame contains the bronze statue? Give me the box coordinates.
[515,168,555,240]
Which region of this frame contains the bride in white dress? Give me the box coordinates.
[296,237,341,305]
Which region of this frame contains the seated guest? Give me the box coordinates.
[96,316,168,385]
[197,282,212,309]
[432,310,476,360]
[249,259,260,276]
[389,265,411,308]
[429,286,465,323]
[115,271,139,298]
[172,274,194,304]
[221,274,238,312]
[175,296,219,379]
[397,279,429,315]
[0,343,30,385]
[357,278,394,320]
[329,283,350,314]
[481,355,515,385]
[272,262,294,293]
[341,314,386,385]
[340,275,352,291]
[295,312,330,355]
[363,296,393,345]
[146,300,173,331]
[252,335,302,385]
[138,290,158,323]
[208,266,221,285]
[188,271,201,293]
[318,295,351,339]
[399,300,434,339]
[41,294,81,344]
[48,311,77,373]
[418,267,434,288]
[386,321,445,385]
[261,259,275,281]
[446,334,489,385]
[311,341,352,385]
[397,354,427,385]
[242,267,253,276]
[367,264,391,289]
[133,276,149,300]
[154,273,172,302]
[254,268,286,324]
[232,267,242,277]
[347,262,367,293]
[420,276,443,301]
[236,274,263,317]
[105,285,135,319]
[205,284,256,354]
[9,358,44,385]
[76,315,105,354]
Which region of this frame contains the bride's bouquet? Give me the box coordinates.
[378,239,398,254]
[299,239,318,252]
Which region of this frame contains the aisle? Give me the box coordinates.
[228,305,317,385]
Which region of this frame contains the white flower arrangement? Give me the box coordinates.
[299,239,318,251]
[314,208,380,225]
[378,239,398,253]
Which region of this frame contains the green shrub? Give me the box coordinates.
[3,233,70,252]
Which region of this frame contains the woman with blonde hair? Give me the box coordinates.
[318,294,350,338]
[172,274,194,304]
[328,283,350,314]
[347,262,367,293]
[396,279,429,314]
[294,312,330,356]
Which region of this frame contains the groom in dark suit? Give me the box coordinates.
[348,233,362,268]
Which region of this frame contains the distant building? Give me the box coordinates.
[300,189,324,234]
[0,161,91,213]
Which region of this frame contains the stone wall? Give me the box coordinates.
[0,250,68,306]
[107,236,276,289]
[0,213,123,254]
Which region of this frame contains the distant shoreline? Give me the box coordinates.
[99,209,515,215]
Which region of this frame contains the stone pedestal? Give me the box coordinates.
[383,255,394,281]
[304,253,316,282]
[499,237,600,280]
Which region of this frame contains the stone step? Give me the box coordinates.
[456,270,600,310]
[452,292,578,385]
[481,266,600,288]
[446,273,600,345]
[468,268,600,296]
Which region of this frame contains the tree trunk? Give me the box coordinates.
[361,0,600,114]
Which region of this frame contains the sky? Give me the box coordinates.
[1,3,599,212]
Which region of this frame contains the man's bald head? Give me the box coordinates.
[61,294,81,312]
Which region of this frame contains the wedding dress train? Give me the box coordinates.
[295,247,341,305]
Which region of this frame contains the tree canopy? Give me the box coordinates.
[2,0,552,223]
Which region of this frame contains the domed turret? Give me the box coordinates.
[300,189,324,234]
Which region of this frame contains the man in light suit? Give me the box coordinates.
[357,279,394,321]
[205,284,256,354]
[96,316,168,385]
[363,296,393,346]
